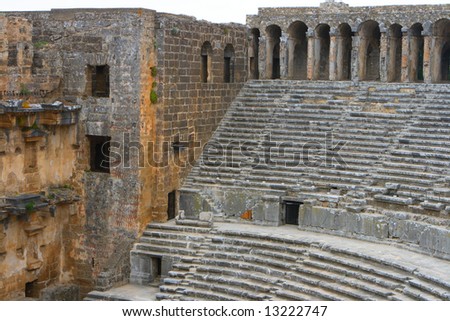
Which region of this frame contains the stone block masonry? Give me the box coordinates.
[151,13,247,222]
[0,7,247,299]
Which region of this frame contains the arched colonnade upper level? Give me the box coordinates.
[248,18,450,83]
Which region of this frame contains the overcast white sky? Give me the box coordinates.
[1,1,448,23]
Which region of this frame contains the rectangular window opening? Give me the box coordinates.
[86,65,110,97]
[88,135,111,173]
[201,55,208,83]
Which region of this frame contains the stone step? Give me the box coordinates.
[179,278,272,300]
[407,279,450,300]
[146,223,211,234]
[302,258,402,292]
[376,168,442,180]
[307,250,410,284]
[83,291,130,301]
[139,237,202,248]
[134,244,199,257]
[209,235,309,255]
[203,251,298,271]
[160,285,240,301]
[284,271,371,300]
[193,258,348,300]
[386,155,450,169]
[190,273,274,294]
[142,231,208,242]
[299,260,399,299]
[401,287,442,301]
[372,174,434,186]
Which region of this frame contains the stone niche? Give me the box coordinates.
[130,252,173,285]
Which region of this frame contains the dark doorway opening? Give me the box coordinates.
[284,201,301,225]
[441,43,450,81]
[250,28,260,79]
[152,257,162,277]
[25,280,38,298]
[272,43,281,79]
[167,191,176,220]
[417,49,424,81]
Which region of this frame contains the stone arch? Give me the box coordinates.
[387,24,403,82]
[337,23,352,80]
[200,41,213,83]
[249,28,260,79]
[287,21,308,80]
[224,44,235,83]
[265,24,282,79]
[358,20,381,81]
[314,24,331,80]
[409,23,424,82]
[432,19,450,82]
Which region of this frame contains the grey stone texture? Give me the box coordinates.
[181,79,450,259]
[40,284,80,301]
[129,222,450,301]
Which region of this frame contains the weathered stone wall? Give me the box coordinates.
[0,13,82,298]
[0,203,80,300]
[150,13,247,222]
[42,9,157,294]
[1,8,247,298]
[0,9,157,297]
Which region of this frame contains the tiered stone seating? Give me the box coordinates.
[132,223,450,301]
[182,80,450,218]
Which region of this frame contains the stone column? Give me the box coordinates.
[248,46,254,80]
[401,27,410,82]
[259,35,267,79]
[329,28,338,81]
[379,25,388,82]
[265,36,274,80]
[422,25,432,83]
[351,33,360,83]
[280,32,289,79]
[287,37,294,79]
[307,28,315,80]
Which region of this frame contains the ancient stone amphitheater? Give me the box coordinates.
[106,80,450,301]
[0,1,449,301]
[88,1,450,301]
[87,3,450,300]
